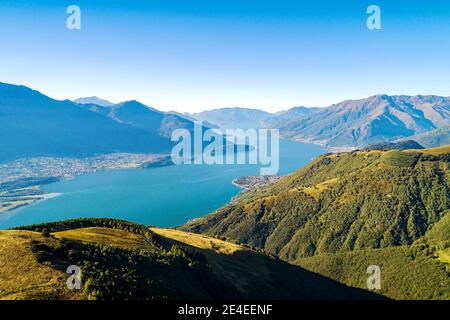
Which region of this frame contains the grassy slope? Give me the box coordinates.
[54,227,149,250]
[1,221,382,300]
[295,246,449,300]
[0,230,86,300]
[405,145,450,155]
[149,228,382,300]
[181,147,450,299]
[296,211,450,300]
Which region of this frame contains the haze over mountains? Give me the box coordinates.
[189,95,449,148]
[74,96,115,107]
[190,107,272,129]
[279,95,450,148]
[0,83,175,162]
[1,81,449,164]
[402,126,450,148]
[77,100,201,139]
[0,83,211,162]
[263,106,319,129]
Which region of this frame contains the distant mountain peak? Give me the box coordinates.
[275,106,317,115]
[191,107,272,129]
[114,100,162,114]
[74,96,115,107]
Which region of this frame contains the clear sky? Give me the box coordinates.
[1,0,450,112]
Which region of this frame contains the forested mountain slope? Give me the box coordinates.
[182,146,450,299]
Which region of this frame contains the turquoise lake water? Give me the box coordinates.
[0,140,325,229]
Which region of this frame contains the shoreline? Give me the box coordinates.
[0,140,326,224]
[0,153,173,216]
[0,191,62,215]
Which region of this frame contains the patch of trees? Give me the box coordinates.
[15,218,154,242]
[28,230,239,300]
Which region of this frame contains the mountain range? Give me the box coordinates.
[74,96,115,107]
[263,106,319,128]
[1,82,448,300]
[278,95,450,147]
[1,82,449,164]
[0,83,213,163]
[77,100,201,139]
[401,125,450,148]
[0,83,177,162]
[188,95,450,148]
[190,107,272,129]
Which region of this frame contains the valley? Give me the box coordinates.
[1,146,448,300]
[2,0,450,305]
[0,82,449,301]
[0,139,324,229]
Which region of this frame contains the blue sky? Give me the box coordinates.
[1,0,450,112]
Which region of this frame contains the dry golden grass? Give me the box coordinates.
[242,196,276,214]
[405,145,450,155]
[152,228,278,293]
[301,187,321,199]
[302,178,340,200]
[151,228,242,255]
[358,150,385,155]
[436,249,450,265]
[2,227,253,300]
[0,230,84,300]
[53,227,148,250]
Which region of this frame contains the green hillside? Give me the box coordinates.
[1,218,380,300]
[182,147,450,299]
[296,211,450,300]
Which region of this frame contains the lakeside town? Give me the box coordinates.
[0,153,172,184]
[232,175,282,190]
[0,153,172,214]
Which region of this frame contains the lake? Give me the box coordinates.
[0,140,325,229]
